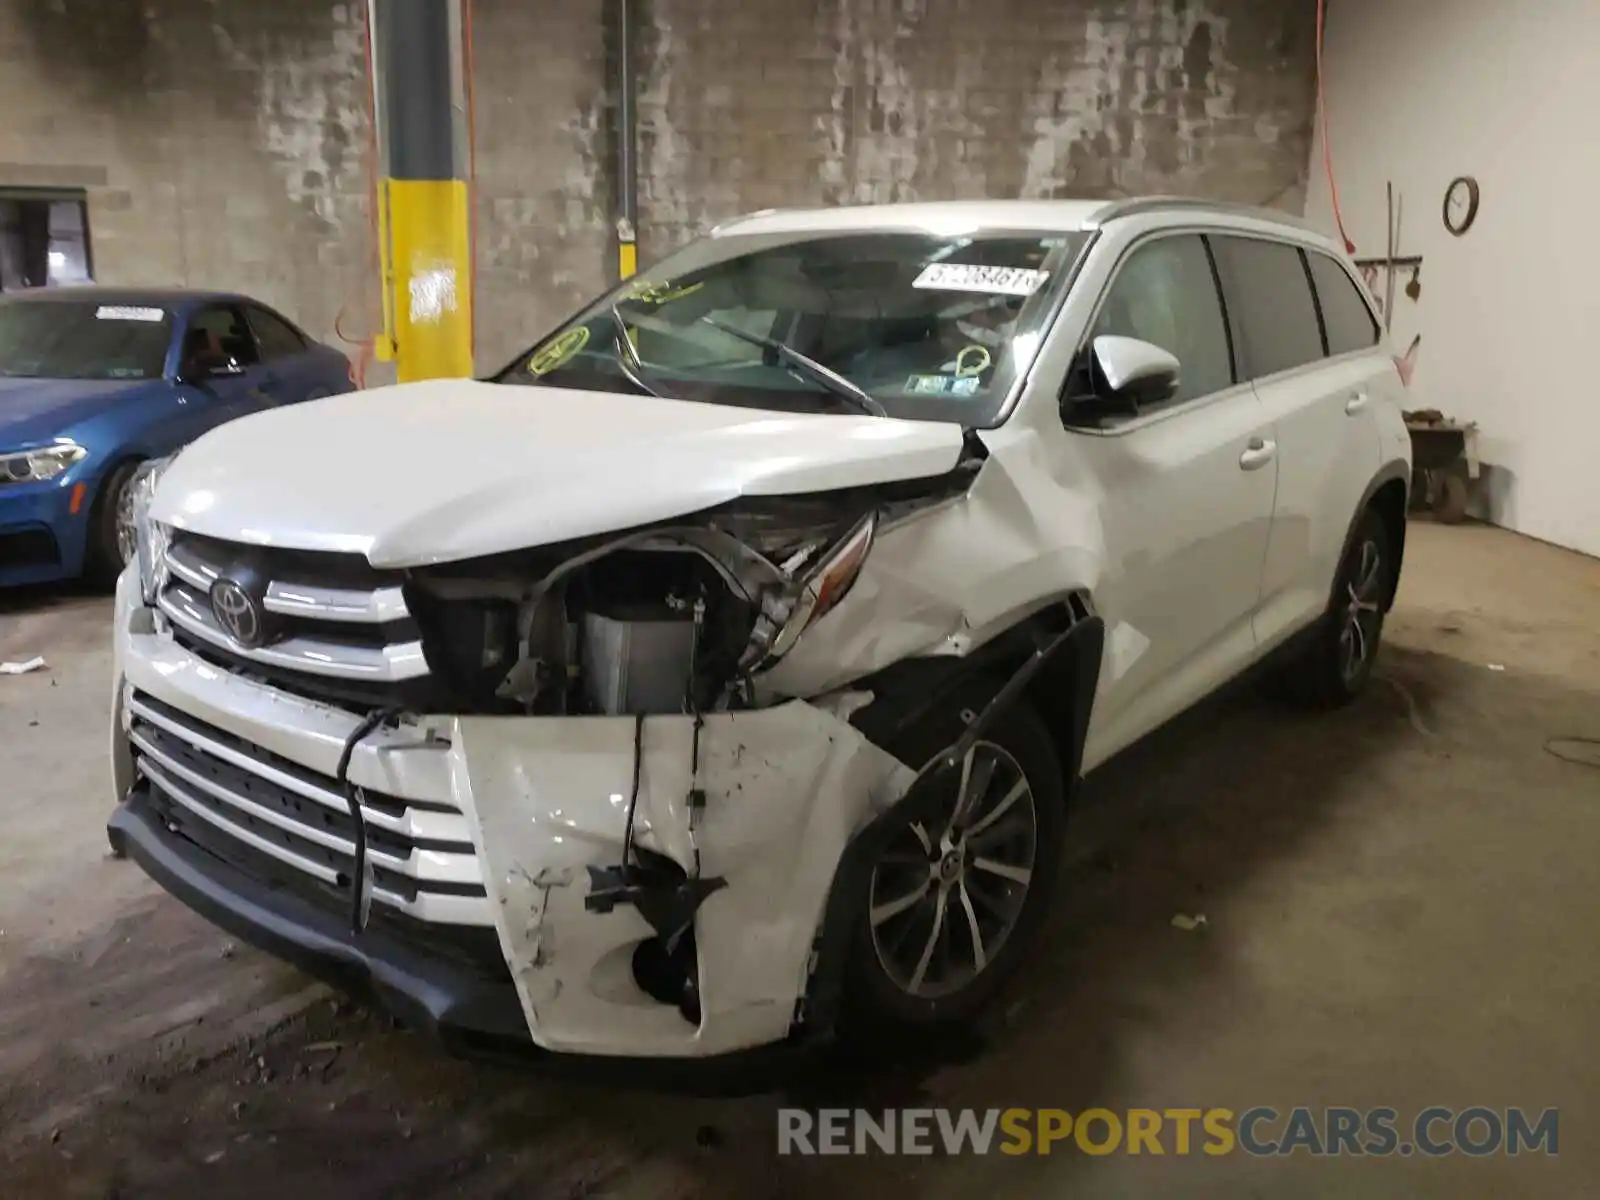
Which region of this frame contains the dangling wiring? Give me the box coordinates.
[334,706,405,935]
[685,593,708,879]
[620,712,646,868]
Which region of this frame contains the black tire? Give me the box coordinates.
[839,679,1066,1042]
[1274,507,1393,708]
[85,460,142,589]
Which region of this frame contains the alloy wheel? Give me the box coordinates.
[113,474,140,569]
[868,740,1039,1000]
[1339,538,1384,682]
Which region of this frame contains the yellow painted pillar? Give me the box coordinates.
[371,0,473,382]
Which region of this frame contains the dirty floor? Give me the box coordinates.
[1,520,1596,1198]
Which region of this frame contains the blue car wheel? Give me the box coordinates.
[88,460,143,588]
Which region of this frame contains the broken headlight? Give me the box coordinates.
[740,509,877,671]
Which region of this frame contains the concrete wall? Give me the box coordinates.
[1,0,1316,373]
[1307,0,1600,559]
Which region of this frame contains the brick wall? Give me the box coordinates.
[0,0,1315,372]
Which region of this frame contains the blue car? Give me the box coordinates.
[0,286,353,587]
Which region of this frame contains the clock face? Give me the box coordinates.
[1445,177,1479,235]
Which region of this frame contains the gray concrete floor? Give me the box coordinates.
[1,520,1596,1198]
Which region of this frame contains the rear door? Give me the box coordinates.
[1210,235,1383,652]
[1063,232,1279,761]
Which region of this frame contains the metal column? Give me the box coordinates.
[370,0,474,382]
[614,0,639,280]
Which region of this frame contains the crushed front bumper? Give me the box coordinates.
[108,569,915,1062]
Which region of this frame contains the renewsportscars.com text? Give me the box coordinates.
[777,1106,1559,1158]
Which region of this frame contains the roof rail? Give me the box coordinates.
[709,207,789,235]
[1086,195,1320,234]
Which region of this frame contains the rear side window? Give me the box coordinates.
[1211,236,1325,379]
[246,306,307,361]
[1306,252,1380,356]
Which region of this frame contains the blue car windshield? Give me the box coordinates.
[494,227,1090,427]
[0,298,172,382]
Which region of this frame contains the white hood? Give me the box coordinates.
[150,379,966,566]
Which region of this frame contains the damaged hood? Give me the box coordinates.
[150,379,966,566]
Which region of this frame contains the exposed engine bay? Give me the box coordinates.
[401,462,980,719]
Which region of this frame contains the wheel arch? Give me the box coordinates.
[81,452,147,578]
[1346,460,1410,612]
[795,592,1105,1041]
[85,450,147,519]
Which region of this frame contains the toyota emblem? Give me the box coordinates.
[210,578,264,648]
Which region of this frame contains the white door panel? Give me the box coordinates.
[1074,386,1277,768]
[1253,355,1384,648]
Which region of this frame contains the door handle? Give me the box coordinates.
[1344,390,1370,415]
[1239,436,1276,471]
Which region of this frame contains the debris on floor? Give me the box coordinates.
[1170,913,1208,932]
[0,656,47,675]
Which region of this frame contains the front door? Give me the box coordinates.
[243,303,323,404]
[1059,232,1279,767]
[174,303,273,431]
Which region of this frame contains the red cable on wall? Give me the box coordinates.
[331,3,384,388]
[1316,0,1356,255]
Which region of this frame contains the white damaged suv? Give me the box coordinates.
[109,198,1412,1066]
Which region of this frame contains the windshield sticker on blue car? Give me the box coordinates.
[95,305,165,322]
[912,263,1049,296]
[905,373,982,397]
[526,326,590,376]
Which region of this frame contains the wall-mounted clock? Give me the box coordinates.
[1444,176,1480,236]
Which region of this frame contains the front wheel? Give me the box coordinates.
[85,460,142,589]
[840,682,1066,1040]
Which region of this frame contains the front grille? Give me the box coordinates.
[127,785,510,981]
[156,531,428,710]
[127,689,491,927]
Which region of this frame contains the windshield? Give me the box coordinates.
[494,227,1090,426]
[0,299,173,382]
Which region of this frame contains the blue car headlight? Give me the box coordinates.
[130,456,175,602]
[0,440,88,484]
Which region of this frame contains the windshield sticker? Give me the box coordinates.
[526,326,590,376]
[95,305,165,322]
[905,373,982,397]
[912,263,1049,296]
[622,279,705,306]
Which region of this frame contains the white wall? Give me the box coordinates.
[1306,0,1600,558]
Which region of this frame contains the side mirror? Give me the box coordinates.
[1091,335,1180,408]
